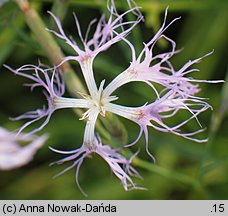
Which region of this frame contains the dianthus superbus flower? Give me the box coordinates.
[5,0,223,194]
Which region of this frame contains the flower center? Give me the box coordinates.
[90,80,118,117]
[92,90,106,116]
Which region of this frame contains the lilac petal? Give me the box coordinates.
[49,146,82,155]
[5,63,66,134]
[75,158,88,197]
[50,136,142,195]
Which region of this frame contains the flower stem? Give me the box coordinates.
[15,0,85,96]
[132,157,202,190]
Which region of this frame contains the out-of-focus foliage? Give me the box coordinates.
[0,0,227,199]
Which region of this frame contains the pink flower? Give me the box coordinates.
[0,127,47,170]
[5,0,223,194]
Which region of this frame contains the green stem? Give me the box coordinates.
[15,0,85,96]
[132,157,202,189]
[50,0,69,26]
[198,71,228,179]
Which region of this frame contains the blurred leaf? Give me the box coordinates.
[221,70,228,116]
[0,11,24,64]
[137,0,228,11]
[0,0,9,8]
[50,0,69,28]
[34,0,228,11]
[132,157,201,189]
[175,9,228,80]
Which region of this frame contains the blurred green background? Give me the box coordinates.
[0,0,228,199]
